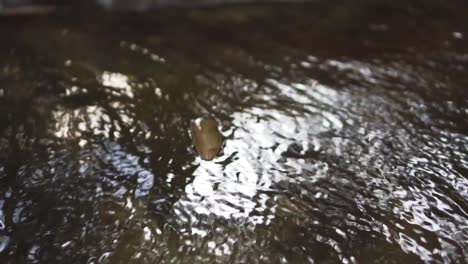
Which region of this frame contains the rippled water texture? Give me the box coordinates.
[0,1,468,263]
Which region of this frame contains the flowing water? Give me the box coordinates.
[0,1,468,263]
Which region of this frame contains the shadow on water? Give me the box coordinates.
[0,0,468,263]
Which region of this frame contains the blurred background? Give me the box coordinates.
[0,0,467,263]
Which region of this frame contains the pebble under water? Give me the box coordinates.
[0,1,467,263]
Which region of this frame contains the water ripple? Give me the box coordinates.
[0,2,467,263]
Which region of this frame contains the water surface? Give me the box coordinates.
[0,1,467,263]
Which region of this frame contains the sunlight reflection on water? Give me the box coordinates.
[0,2,468,263]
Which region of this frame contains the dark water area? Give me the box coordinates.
[0,1,468,263]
